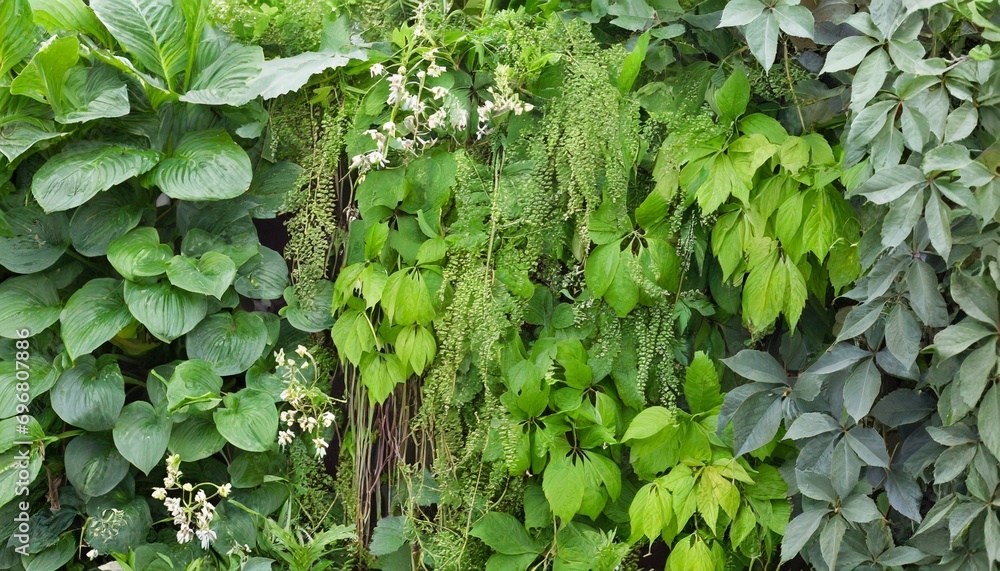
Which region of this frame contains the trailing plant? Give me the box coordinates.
[0,0,365,567]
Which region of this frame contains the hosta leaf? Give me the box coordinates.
[0,275,61,339]
[235,247,289,299]
[68,187,142,257]
[0,0,36,77]
[281,281,335,333]
[186,311,268,376]
[113,401,170,474]
[246,162,302,218]
[28,0,114,47]
[180,215,259,267]
[56,63,131,124]
[166,359,223,414]
[91,0,188,87]
[61,278,134,359]
[247,48,364,100]
[168,414,226,461]
[23,532,75,571]
[166,252,237,299]
[0,207,69,274]
[9,35,78,107]
[30,142,161,212]
[123,280,208,342]
[108,227,173,280]
[50,356,125,431]
[64,433,130,497]
[150,130,252,201]
[180,41,263,106]
[213,388,278,452]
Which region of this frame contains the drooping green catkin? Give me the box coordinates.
[280,99,352,300]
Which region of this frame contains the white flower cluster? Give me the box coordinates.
[349,50,469,176]
[151,454,232,549]
[276,345,339,459]
[476,64,534,139]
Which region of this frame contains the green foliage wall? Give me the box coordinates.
[5,0,1000,569]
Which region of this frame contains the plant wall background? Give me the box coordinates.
[1,0,999,569]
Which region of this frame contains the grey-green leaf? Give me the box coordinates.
[843,358,880,421]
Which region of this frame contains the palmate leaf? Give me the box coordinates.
[150,130,252,200]
[91,0,188,89]
[30,142,162,212]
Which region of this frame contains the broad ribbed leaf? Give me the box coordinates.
[69,187,142,257]
[10,35,79,107]
[186,311,268,376]
[166,359,223,414]
[91,0,188,88]
[113,401,170,474]
[29,0,115,46]
[214,389,278,452]
[0,207,69,273]
[123,280,208,342]
[151,130,252,200]
[0,275,61,338]
[168,415,226,461]
[56,64,131,123]
[61,278,134,359]
[180,41,263,106]
[0,91,66,162]
[64,433,130,497]
[0,0,36,77]
[50,356,125,431]
[108,227,173,280]
[235,246,289,299]
[248,50,359,100]
[30,142,161,212]
[166,252,237,299]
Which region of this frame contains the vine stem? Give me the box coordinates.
[783,38,806,133]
